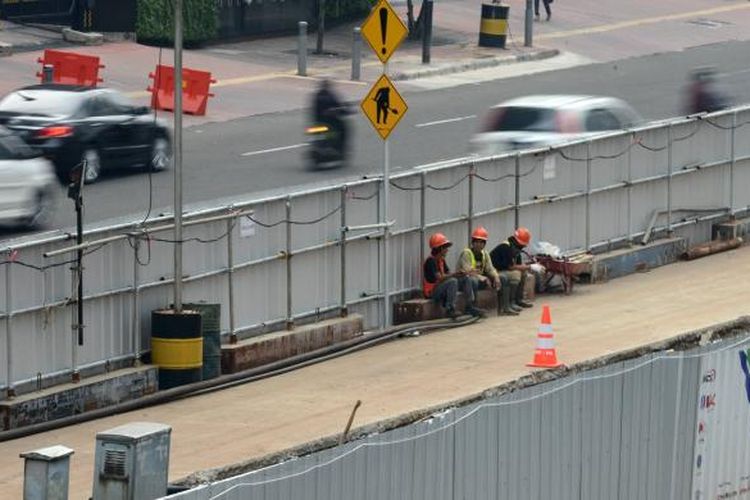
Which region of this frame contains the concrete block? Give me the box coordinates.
[0,366,157,431]
[221,315,364,374]
[393,290,498,324]
[590,237,688,283]
[62,28,104,45]
[0,42,12,57]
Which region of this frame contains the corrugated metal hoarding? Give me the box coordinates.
[162,331,750,500]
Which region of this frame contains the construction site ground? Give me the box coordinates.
[0,243,749,498]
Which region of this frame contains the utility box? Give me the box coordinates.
[20,445,74,500]
[92,422,171,500]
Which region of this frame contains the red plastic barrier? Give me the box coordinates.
[36,49,104,87]
[147,65,216,116]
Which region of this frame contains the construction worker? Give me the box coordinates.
[456,227,500,317]
[490,227,535,314]
[423,233,459,319]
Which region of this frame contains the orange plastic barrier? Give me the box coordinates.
[526,305,564,369]
[36,49,104,87]
[147,65,216,116]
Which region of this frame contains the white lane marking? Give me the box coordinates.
[241,143,309,157]
[415,115,476,128]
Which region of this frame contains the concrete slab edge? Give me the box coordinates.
[391,48,560,81]
[174,314,750,488]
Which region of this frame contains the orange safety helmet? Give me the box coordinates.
[471,226,489,241]
[514,227,531,246]
[429,232,452,249]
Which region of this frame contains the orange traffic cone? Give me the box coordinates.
[527,305,564,369]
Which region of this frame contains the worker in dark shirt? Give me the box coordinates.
[423,233,459,319]
[490,227,535,314]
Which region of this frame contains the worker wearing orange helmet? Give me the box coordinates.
[455,226,500,317]
[423,233,459,319]
[490,227,534,314]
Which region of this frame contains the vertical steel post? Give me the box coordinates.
[730,112,736,217]
[173,0,184,312]
[383,139,391,328]
[524,0,533,47]
[340,187,348,317]
[467,164,474,242]
[419,172,426,271]
[316,0,326,54]
[585,142,592,251]
[286,198,294,330]
[5,258,14,398]
[132,238,141,365]
[627,133,633,244]
[351,27,361,81]
[227,217,237,343]
[514,154,521,229]
[70,265,78,382]
[422,0,433,64]
[298,22,308,77]
[667,124,673,235]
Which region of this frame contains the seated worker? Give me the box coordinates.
[490,227,535,315]
[423,233,459,319]
[456,227,500,317]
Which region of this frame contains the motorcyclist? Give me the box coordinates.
[312,79,348,157]
[684,67,730,115]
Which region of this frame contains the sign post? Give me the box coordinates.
[360,0,408,328]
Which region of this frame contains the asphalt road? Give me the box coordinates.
[6,39,750,241]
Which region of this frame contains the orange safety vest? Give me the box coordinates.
[423,256,446,298]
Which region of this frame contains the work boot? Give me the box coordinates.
[515,285,534,308]
[498,286,519,316]
[466,305,487,318]
[508,284,523,312]
[445,305,458,320]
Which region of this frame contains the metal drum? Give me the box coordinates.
[478,3,509,48]
[151,309,203,390]
[184,303,222,380]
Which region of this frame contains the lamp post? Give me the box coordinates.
[173,0,184,312]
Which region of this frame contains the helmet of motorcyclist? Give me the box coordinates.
[513,227,531,246]
[471,227,489,241]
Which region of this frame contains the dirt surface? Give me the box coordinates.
[0,243,749,498]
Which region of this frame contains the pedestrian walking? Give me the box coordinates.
[535,0,552,21]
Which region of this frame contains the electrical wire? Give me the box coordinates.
[246,206,342,228]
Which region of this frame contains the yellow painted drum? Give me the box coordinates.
[479,3,509,48]
[151,309,203,390]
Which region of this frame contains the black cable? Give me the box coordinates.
[704,118,750,130]
[350,188,379,201]
[149,217,238,244]
[136,46,163,227]
[2,243,110,272]
[474,160,541,182]
[555,140,636,162]
[390,173,470,192]
[672,122,701,142]
[246,205,342,228]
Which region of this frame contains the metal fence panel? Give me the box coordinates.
[2,109,750,392]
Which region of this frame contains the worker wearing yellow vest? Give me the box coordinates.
[490,227,535,315]
[422,233,460,319]
[455,226,500,317]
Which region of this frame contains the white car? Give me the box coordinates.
[0,126,57,229]
[469,95,642,156]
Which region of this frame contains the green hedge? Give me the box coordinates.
[137,0,217,47]
[325,0,374,21]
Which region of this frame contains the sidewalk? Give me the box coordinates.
[1,242,749,498]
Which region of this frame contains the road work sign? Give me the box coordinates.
[361,74,408,140]
[361,0,408,64]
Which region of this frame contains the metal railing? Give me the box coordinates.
[1,106,749,396]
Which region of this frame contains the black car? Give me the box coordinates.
[0,84,172,184]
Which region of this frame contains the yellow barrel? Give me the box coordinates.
[478,3,509,48]
[151,309,203,390]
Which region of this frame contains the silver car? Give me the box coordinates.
[470,95,642,156]
[0,126,57,229]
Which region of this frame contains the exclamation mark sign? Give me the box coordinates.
[379,7,388,55]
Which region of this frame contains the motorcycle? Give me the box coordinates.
[305,105,352,169]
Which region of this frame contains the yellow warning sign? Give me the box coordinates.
[361,0,408,64]
[361,74,408,140]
